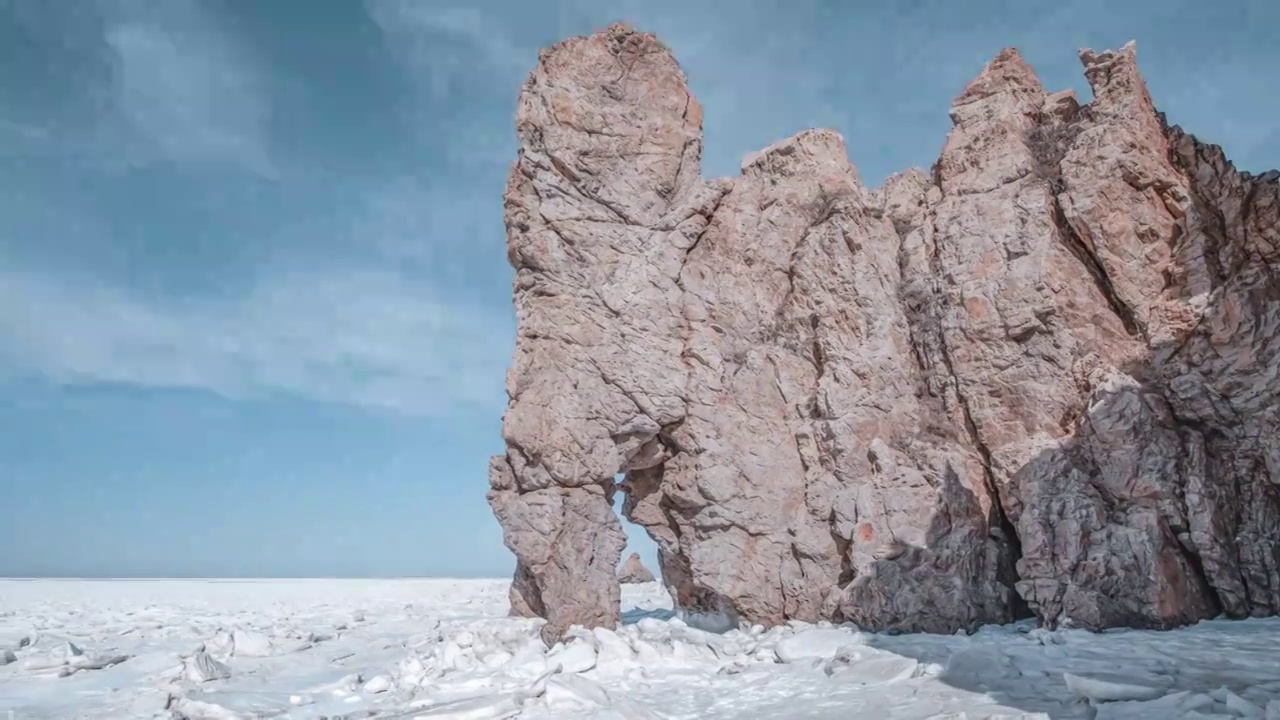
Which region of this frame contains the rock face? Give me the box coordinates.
[488,24,1280,642]
[617,553,657,584]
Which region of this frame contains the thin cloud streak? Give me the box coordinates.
[0,269,511,416]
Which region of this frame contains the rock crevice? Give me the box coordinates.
[488,23,1280,641]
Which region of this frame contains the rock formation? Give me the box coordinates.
[617,552,657,584]
[487,23,1280,643]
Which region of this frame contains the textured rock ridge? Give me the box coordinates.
[617,553,657,584]
[488,23,1280,642]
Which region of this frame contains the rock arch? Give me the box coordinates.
[488,24,1280,642]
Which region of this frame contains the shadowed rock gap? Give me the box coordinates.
[488,24,1280,645]
[935,304,1032,622]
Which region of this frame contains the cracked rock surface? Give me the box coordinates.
[488,24,1280,642]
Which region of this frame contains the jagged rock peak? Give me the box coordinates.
[952,47,1045,109]
[489,23,1280,643]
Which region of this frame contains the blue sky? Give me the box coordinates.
[0,0,1275,578]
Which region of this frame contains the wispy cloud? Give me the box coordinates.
[365,2,530,100]
[0,0,273,174]
[0,1,514,415]
[364,1,527,171]
[102,9,274,175]
[0,268,511,416]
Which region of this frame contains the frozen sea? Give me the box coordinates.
[1,578,1278,719]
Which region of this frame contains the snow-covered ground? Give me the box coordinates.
[1,580,1278,719]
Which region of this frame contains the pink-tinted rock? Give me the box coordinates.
[489,23,1280,641]
[617,552,656,584]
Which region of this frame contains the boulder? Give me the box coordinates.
[617,553,656,584]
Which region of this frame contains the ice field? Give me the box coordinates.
[2,579,1279,719]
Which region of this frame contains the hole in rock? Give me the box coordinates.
[611,476,659,572]
[611,474,672,624]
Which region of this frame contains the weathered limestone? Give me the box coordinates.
[487,23,1280,642]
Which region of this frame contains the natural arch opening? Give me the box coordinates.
[612,474,661,581]
[610,473,672,625]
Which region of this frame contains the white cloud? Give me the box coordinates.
[0,268,512,416]
[364,1,526,170]
[0,1,274,173]
[365,2,530,96]
[102,12,274,175]
[0,1,517,416]
[103,18,272,172]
